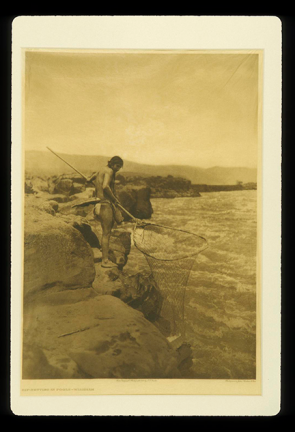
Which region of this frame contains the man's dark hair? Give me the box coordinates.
[108,156,124,168]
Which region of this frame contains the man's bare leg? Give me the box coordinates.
[100,204,117,268]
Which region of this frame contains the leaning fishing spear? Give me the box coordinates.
[47,147,89,182]
[46,146,137,221]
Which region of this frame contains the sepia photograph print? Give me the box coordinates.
[21,48,262,388]
[11,16,281,416]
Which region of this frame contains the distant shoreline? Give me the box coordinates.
[115,174,257,198]
[25,150,257,186]
[25,170,257,201]
[150,184,257,199]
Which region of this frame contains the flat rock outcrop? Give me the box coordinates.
[23,292,182,379]
[24,198,96,297]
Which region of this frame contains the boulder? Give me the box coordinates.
[25,194,56,216]
[25,180,34,194]
[22,293,182,379]
[117,189,137,219]
[23,344,82,379]
[57,189,96,216]
[57,173,86,185]
[176,343,194,376]
[24,204,96,297]
[53,178,73,195]
[92,248,103,263]
[134,187,153,219]
[71,182,86,195]
[109,229,132,267]
[117,186,153,220]
[25,176,50,194]
[57,197,94,218]
[90,266,170,331]
[116,270,163,322]
[48,174,88,196]
[48,200,59,212]
[92,265,123,296]
[57,214,101,249]
[35,192,70,203]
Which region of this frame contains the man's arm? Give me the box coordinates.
[102,172,120,203]
[86,172,97,184]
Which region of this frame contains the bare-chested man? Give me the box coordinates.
[87,156,124,268]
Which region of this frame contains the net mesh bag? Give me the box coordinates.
[133,223,208,339]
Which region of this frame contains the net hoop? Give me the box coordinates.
[133,222,208,262]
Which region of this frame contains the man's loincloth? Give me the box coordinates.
[94,200,124,225]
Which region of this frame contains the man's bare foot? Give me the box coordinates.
[101,260,118,268]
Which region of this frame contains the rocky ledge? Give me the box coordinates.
[25,173,154,220]
[23,190,193,379]
[116,174,201,198]
[25,172,202,203]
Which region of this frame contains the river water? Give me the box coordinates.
[124,190,258,379]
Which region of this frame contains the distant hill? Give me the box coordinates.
[25,150,257,185]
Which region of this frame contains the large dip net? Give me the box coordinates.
[133,223,208,341]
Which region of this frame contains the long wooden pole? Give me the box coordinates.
[47,146,137,221]
[46,147,89,181]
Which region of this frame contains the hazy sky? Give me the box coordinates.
[24,50,259,168]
